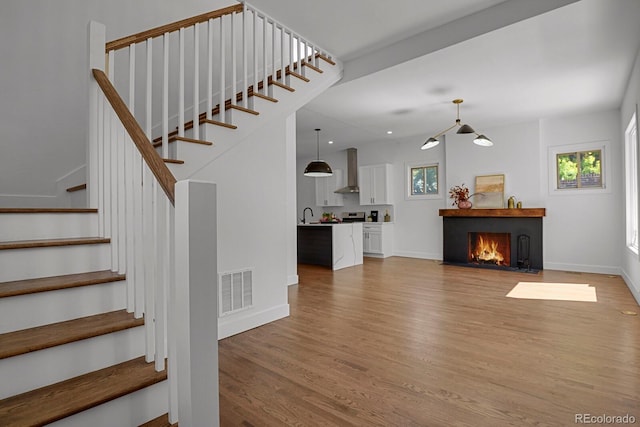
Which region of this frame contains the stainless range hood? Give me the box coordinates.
[335,148,359,193]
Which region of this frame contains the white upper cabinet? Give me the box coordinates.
[315,168,344,206]
[359,164,393,205]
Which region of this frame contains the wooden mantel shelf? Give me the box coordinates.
[439,208,546,218]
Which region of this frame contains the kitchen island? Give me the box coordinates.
[297,223,363,270]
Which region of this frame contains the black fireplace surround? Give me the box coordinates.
[439,209,545,271]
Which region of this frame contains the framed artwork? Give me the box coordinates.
[474,174,505,208]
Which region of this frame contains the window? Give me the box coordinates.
[556,149,602,189]
[406,162,439,200]
[625,112,638,254]
[548,141,609,195]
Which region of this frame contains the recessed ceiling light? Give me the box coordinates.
[328,140,334,144]
[387,131,393,135]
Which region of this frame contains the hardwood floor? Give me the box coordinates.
[218,257,640,426]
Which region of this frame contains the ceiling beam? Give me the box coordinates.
[340,0,581,84]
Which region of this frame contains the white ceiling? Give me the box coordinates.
[248,0,640,158]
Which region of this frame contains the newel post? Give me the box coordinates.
[87,21,105,210]
[173,180,219,426]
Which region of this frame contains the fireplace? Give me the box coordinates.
[439,208,545,271]
[468,232,510,266]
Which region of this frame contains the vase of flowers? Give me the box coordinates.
[449,184,473,209]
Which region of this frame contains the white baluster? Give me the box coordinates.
[117,126,127,276]
[133,150,144,318]
[271,19,275,90]
[288,30,294,79]
[219,15,226,123]
[178,27,185,138]
[207,18,214,121]
[163,32,169,159]
[262,15,267,95]
[242,5,248,108]
[193,23,200,140]
[253,10,258,99]
[97,92,105,237]
[280,25,285,84]
[231,12,237,108]
[144,168,157,362]
[155,184,167,370]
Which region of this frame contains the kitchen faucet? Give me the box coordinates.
[301,207,313,224]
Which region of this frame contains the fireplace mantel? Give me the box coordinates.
[439,208,545,218]
[440,208,545,270]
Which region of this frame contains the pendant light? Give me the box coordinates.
[421,99,493,150]
[304,128,333,177]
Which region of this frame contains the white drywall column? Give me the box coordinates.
[87,21,105,209]
[174,180,219,426]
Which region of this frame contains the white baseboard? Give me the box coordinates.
[543,262,621,275]
[620,269,640,306]
[392,250,442,260]
[287,274,299,286]
[218,303,290,340]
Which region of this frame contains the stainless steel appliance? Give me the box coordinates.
[341,212,366,222]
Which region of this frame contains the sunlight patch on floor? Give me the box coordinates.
[506,282,597,302]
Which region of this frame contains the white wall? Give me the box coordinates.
[297,112,625,276]
[192,115,291,338]
[0,0,229,205]
[620,47,640,304]
[539,110,622,274]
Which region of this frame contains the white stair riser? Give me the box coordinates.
[47,381,168,427]
[0,243,111,282]
[0,213,98,241]
[0,326,145,399]
[0,280,126,334]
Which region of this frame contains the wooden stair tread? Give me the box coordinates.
[226,104,259,115]
[66,183,87,193]
[0,309,144,360]
[140,413,178,427]
[268,77,295,92]
[0,208,97,214]
[200,118,237,129]
[171,136,212,146]
[162,158,184,165]
[0,356,166,426]
[315,52,336,65]
[0,237,110,251]
[0,270,125,298]
[251,91,278,103]
[302,60,323,74]
[153,135,213,148]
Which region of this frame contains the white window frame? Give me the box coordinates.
[405,161,441,200]
[625,111,638,254]
[548,140,611,196]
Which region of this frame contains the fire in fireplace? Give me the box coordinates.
[468,232,511,266]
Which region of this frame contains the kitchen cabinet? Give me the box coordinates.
[363,223,393,258]
[359,164,392,205]
[315,169,344,207]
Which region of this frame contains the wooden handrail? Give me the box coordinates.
[92,68,177,205]
[106,3,244,52]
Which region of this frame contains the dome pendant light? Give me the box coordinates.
[421,99,492,150]
[304,128,333,177]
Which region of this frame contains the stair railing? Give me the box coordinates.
[102,1,336,157]
[87,3,337,424]
[89,22,219,427]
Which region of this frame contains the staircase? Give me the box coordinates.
[0,2,341,425]
[0,209,167,426]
